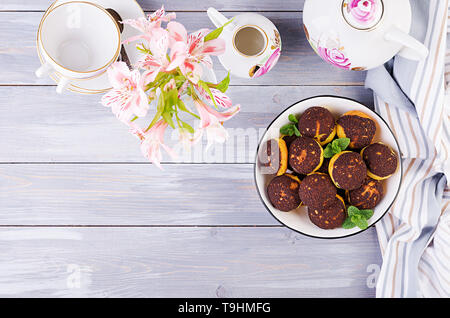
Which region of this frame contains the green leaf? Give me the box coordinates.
[162,112,176,129]
[198,80,218,109]
[352,215,368,230]
[280,124,295,136]
[293,125,301,137]
[177,99,200,120]
[342,217,356,229]
[359,209,374,220]
[215,72,230,93]
[147,110,162,131]
[332,142,341,154]
[288,114,299,124]
[333,138,351,151]
[165,88,178,107]
[180,121,195,134]
[204,18,234,42]
[323,144,335,158]
[146,92,165,131]
[347,206,360,217]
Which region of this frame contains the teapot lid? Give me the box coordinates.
[342,0,384,30]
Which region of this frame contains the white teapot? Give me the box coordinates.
[303,0,428,70]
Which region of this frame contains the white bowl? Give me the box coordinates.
[254,95,402,239]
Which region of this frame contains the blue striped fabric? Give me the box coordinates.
[365,0,449,298]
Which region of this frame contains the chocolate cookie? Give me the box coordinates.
[298,107,336,145]
[361,142,398,180]
[329,151,367,190]
[348,177,384,209]
[337,111,376,149]
[308,195,346,229]
[281,134,297,150]
[298,173,336,208]
[258,138,288,176]
[288,136,323,175]
[267,175,302,212]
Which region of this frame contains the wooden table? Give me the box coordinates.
[0,0,381,297]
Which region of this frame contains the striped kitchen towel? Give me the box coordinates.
[365,0,450,298]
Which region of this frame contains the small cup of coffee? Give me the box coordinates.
[207,8,282,79]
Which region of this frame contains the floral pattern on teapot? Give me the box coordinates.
[342,0,383,30]
[304,24,366,71]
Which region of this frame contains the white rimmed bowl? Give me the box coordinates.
[254,95,402,239]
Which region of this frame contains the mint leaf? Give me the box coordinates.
[215,72,230,93]
[334,138,350,151]
[332,142,341,154]
[323,144,335,158]
[342,217,356,229]
[352,215,368,230]
[293,125,301,137]
[344,206,373,230]
[347,206,360,217]
[288,114,298,124]
[280,124,295,136]
[204,18,234,42]
[359,209,374,220]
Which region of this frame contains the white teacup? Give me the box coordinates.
[36,1,121,94]
[207,8,282,79]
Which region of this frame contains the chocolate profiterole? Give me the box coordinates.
[267,175,302,212]
[348,177,384,210]
[297,107,336,145]
[308,194,346,229]
[337,111,376,149]
[258,138,288,176]
[288,136,324,175]
[361,142,398,180]
[298,173,336,208]
[329,151,367,190]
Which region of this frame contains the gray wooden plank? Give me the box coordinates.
[0,227,381,297]
[0,164,277,225]
[0,0,305,11]
[0,86,373,163]
[0,12,365,86]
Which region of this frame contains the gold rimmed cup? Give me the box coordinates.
[35,1,121,93]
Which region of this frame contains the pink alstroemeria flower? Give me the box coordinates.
[194,99,240,150]
[167,22,225,83]
[140,119,177,169]
[196,85,233,108]
[137,28,187,85]
[101,62,149,123]
[122,5,176,44]
[177,128,202,151]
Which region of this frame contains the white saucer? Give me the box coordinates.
[36,0,145,94]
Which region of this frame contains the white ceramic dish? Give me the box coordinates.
[254,95,402,239]
[36,0,145,94]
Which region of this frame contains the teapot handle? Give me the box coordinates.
[207,7,229,28]
[384,27,429,61]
